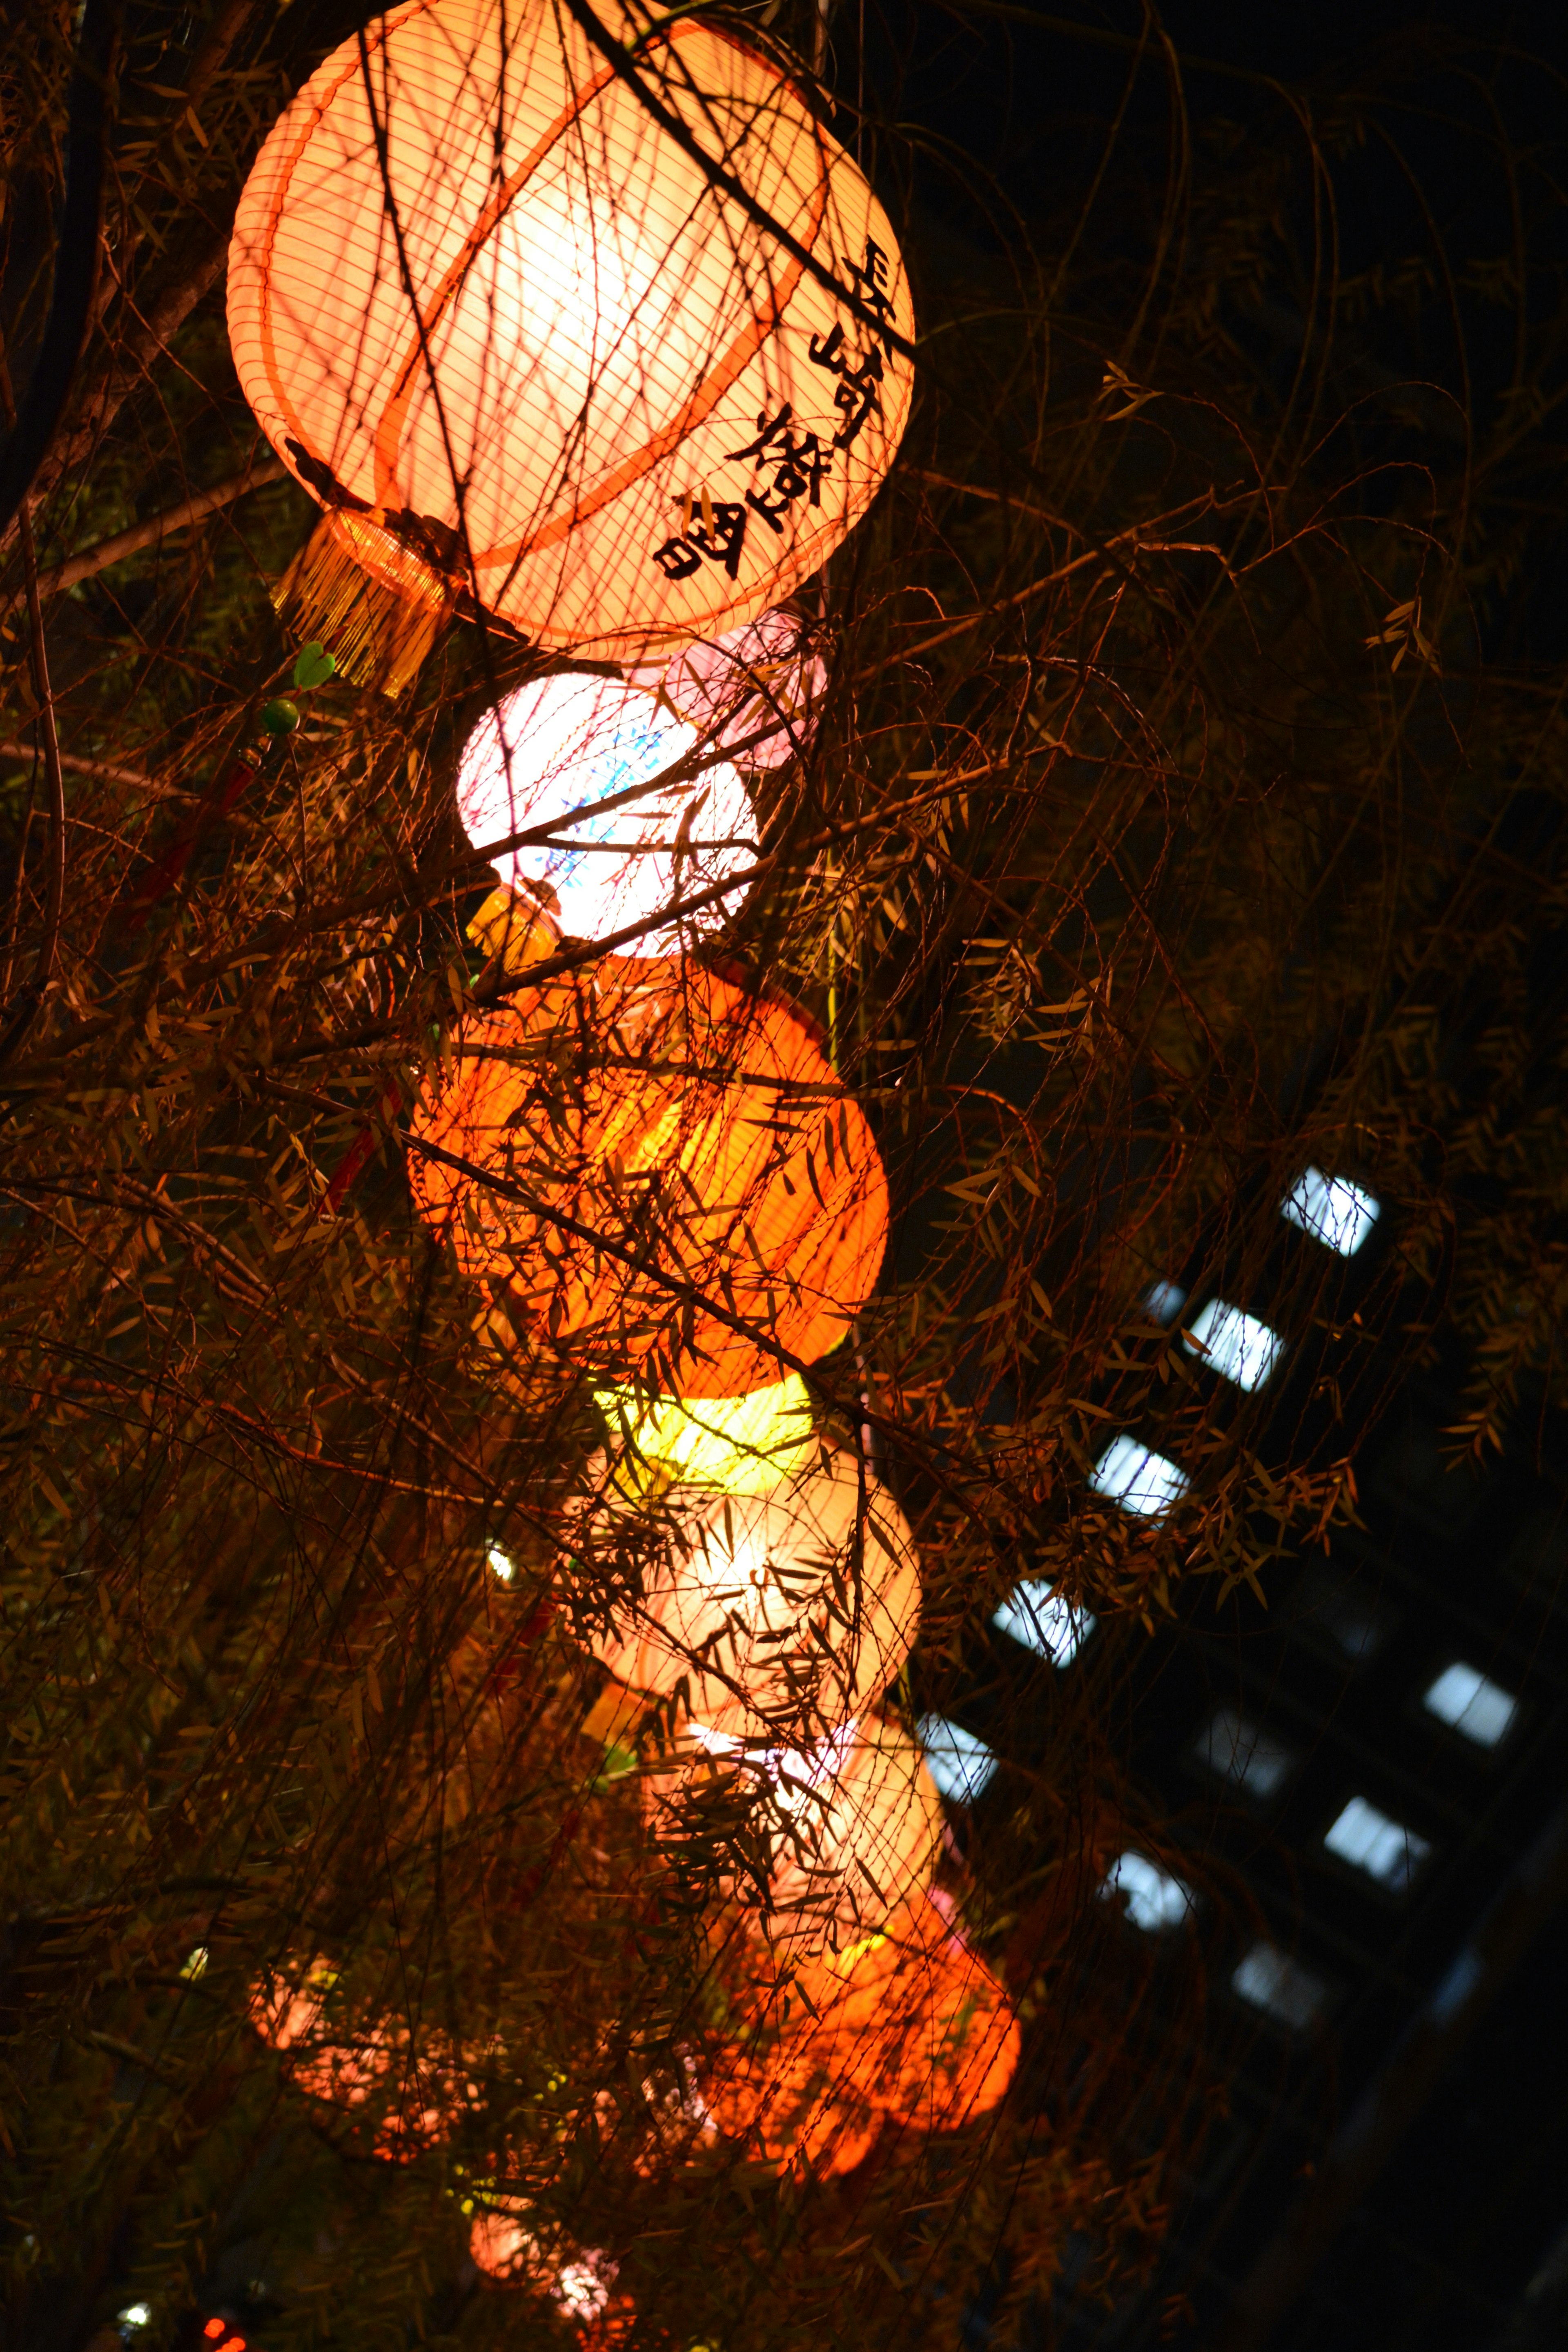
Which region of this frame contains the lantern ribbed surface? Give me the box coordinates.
[406,962,889,1396]
[227,0,914,657]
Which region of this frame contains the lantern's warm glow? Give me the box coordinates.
[653,1716,944,1956]
[456,672,754,955]
[227,0,914,659]
[639,607,826,771]
[407,962,888,1397]
[588,1450,920,1740]
[706,1889,1019,2173]
[594,1371,815,1498]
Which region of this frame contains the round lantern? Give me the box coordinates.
[594,1370,816,1500]
[652,1716,943,1958]
[456,672,754,956]
[705,1887,1019,2174]
[637,607,827,772]
[406,962,888,1398]
[227,0,915,664]
[588,1450,921,1741]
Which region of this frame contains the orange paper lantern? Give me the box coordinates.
[706,1888,1019,2174]
[588,1450,921,1741]
[407,962,888,1398]
[227,0,914,664]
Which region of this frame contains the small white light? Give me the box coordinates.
[118,2309,153,2334]
[993,1579,1096,1667]
[1089,1432,1191,1518]
[1143,1279,1187,1326]
[1232,1940,1327,2031]
[1182,1298,1284,1392]
[486,1545,516,1583]
[1324,1795,1431,1891]
[1281,1168,1379,1257]
[1197,1708,1295,1801]
[1099,1849,1192,1933]
[180,1945,209,1982]
[917,1716,999,1805]
[1424,1662,1518,1748]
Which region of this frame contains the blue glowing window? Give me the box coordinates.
[1182,1299,1284,1392]
[1281,1167,1379,1256]
[993,1579,1096,1666]
[916,1716,999,1805]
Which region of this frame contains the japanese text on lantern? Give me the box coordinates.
[651,240,895,586]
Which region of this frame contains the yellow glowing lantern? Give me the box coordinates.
[587,1450,920,1740]
[406,961,888,1399]
[227,0,915,681]
[593,1371,815,1500]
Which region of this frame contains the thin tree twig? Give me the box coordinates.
[27,454,290,599]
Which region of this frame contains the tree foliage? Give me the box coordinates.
[1,3,1566,2348]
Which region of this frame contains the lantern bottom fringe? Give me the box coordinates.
[273,511,447,695]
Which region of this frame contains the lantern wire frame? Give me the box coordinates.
[0,2,1566,2347]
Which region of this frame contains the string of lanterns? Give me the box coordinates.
[228,0,1016,2284]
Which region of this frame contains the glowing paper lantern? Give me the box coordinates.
[407,962,888,1398]
[456,672,753,956]
[706,1888,1019,2174]
[588,1450,921,1740]
[594,1370,815,1499]
[227,0,915,672]
[639,606,827,772]
[651,1715,943,1957]
[252,1969,454,2158]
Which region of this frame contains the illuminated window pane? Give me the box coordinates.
[1424,1662,1518,1748]
[1089,1432,1191,1518]
[917,1716,999,1805]
[1324,1795,1431,1891]
[1099,1849,1193,1933]
[1143,1279,1187,1326]
[993,1579,1096,1667]
[1281,1168,1380,1257]
[1196,1707,1296,1801]
[1232,1940,1327,2031]
[1183,1299,1284,1393]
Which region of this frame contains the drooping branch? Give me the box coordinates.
[27,452,289,600]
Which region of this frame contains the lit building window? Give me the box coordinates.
[1323,1795,1432,1891]
[1196,1707,1296,1802]
[1182,1299,1284,1393]
[1423,1661,1519,1749]
[486,1544,516,1583]
[1232,1940,1328,2031]
[1281,1167,1380,1256]
[1089,1432,1191,1518]
[1143,1279,1187,1326]
[1099,1849,1193,1933]
[917,1716,999,1804]
[993,1579,1096,1667]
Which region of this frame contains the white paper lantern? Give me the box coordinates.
[456,672,754,953]
[588,1451,921,1741]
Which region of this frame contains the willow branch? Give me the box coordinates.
[26,453,289,599]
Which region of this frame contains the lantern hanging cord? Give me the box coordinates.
[557,0,918,369]
[0,0,116,548]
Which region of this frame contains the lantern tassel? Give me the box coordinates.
[273,510,449,696]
